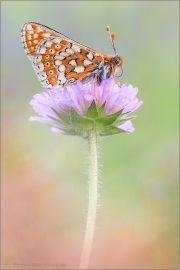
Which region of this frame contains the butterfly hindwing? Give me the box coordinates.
[21,22,124,89]
[21,22,105,88]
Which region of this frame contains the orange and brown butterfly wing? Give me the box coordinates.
[21,22,105,89]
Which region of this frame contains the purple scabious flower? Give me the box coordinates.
[29,78,143,137]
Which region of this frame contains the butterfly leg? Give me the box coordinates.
[112,65,121,87]
[93,74,98,101]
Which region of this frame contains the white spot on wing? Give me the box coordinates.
[54,55,65,60]
[34,55,42,63]
[53,37,62,43]
[44,40,53,47]
[38,46,46,54]
[69,59,77,66]
[43,80,51,87]
[72,44,81,53]
[83,59,92,66]
[26,24,33,31]
[54,59,62,66]
[39,72,47,79]
[87,53,93,60]
[58,73,66,84]
[60,52,70,57]
[58,65,66,72]
[36,62,44,72]
[66,48,74,55]
[73,66,85,73]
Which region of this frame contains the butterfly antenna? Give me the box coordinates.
[106,26,117,55]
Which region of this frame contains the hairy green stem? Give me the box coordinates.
[79,129,98,269]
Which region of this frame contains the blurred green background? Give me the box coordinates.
[1,1,179,269]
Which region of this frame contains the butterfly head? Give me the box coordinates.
[112,55,124,68]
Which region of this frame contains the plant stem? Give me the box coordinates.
[79,129,98,269]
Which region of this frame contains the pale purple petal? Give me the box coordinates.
[119,120,135,133]
[51,127,64,133]
[29,78,143,135]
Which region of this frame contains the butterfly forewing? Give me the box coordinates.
[21,22,123,89]
[21,22,104,88]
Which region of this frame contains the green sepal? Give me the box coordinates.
[85,100,98,118]
[114,115,136,126]
[49,105,129,137]
[63,129,83,136]
[51,109,71,125]
[97,102,106,117]
[99,126,126,136]
[51,125,84,137]
[70,108,94,131]
[47,116,71,129]
[94,109,123,131]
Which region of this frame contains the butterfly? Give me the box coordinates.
[21,22,124,90]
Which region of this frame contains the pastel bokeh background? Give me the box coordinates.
[1,1,179,269]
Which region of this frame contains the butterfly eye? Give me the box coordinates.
[49,70,54,75]
[45,62,50,66]
[113,56,120,66]
[45,55,49,59]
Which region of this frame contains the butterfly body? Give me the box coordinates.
[21,22,124,89]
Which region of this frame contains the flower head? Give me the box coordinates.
[29,78,143,137]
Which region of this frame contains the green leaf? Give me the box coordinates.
[70,108,94,131]
[99,126,126,136]
[85,100,98,118]
[95,109,123,131]
[97,102,106,117]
